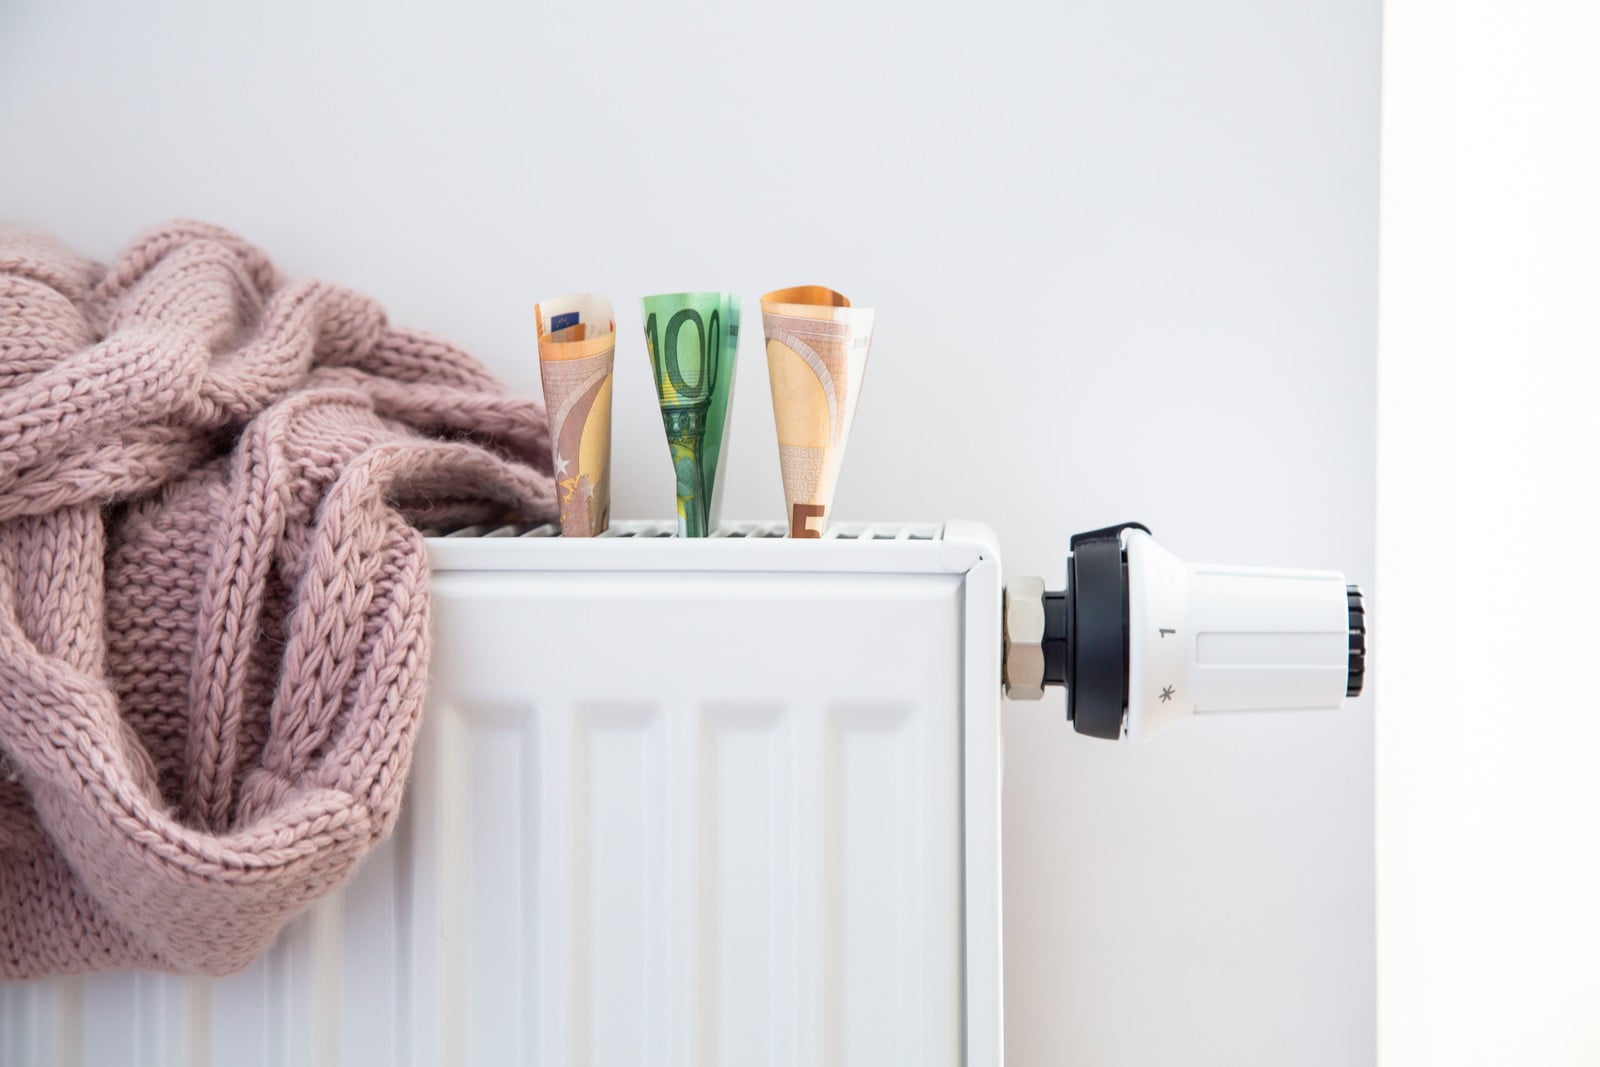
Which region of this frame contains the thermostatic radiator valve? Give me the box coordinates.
[1004,522,1366,741]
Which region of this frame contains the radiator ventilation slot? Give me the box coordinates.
[427,520,944,541]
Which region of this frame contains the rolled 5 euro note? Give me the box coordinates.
[760,286,874,538]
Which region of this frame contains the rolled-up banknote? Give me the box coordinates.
[760,286,874,538]
[642,292,740,537]
[535,293,615,537]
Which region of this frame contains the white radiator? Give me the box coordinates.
[2,520,1004,1067]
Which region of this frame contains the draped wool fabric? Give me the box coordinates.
[0,221,556,977]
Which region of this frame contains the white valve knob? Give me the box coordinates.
[1124,529,1362,742]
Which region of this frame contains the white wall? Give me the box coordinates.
[1379,3,1600,1063]
[0,1,1377,1063]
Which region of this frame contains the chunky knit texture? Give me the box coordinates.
[0,221,556,977]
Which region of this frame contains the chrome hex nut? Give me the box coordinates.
[1003,576,1046,700]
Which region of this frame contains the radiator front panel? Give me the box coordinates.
[411,569,967,1066]
[3,543,994,1067]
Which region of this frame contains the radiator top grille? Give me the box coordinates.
[427,519,944,541]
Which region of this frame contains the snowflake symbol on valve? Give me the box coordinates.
[1158,685,1175,703]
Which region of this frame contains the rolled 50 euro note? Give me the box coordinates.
[535,293,615,537]
[760,286,874,538]
[642,292,740,537]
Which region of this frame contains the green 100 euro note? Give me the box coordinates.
[642,292,740,537]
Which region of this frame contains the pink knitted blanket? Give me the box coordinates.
[0,221,556,977]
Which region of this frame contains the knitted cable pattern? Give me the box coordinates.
[0,221,557,977]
